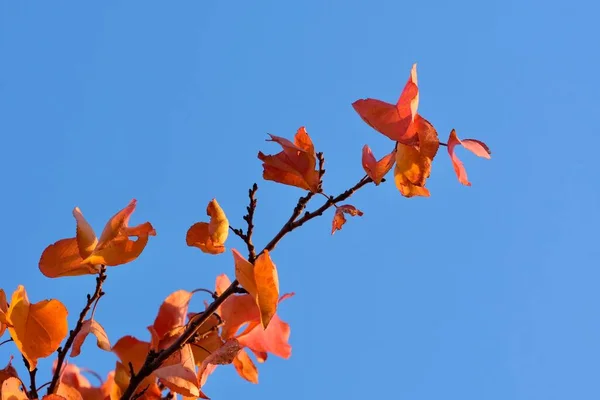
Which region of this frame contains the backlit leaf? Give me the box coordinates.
[70,319,111,357]
[331,205,364,234]
[361,145,396,185]
[5,286,68,370]
[186,199,229,255]
[447,129,492,186]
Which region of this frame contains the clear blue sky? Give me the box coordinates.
[1,1,599,399]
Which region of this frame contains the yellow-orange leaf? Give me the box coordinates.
[257,127,321,192]
[232,249,279,329]
[394,115,440,197]
[155,344,199,397]
[70,319,111,357]
[0,359,18,398]
[1,377,27,400]
[254,250,279,329]
[232,249,257,296]
[186,199,229,254]
[6,286,68,370]
[39,200,156,278]
[331,205,364,235]
[42,395,67,400]
[361,145,396,185]
[56,383,83,400]
[112,336,150,374]
[233,349,258,384]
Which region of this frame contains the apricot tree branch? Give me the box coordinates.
[119,174,374,400]
[230,183,259,263]
[48,266,107,395]
[22,357,38,400]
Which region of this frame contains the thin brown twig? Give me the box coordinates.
[36,381,52,392]
[0,338,13,347]
[119,173,374,400]
[229,183,259,262]
[47,266,107,395]
[22,357,38,400]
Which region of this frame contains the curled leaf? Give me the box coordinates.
[233,349,258,384]
[257,127,320,192]
[5,285,68,370]
[70,319,111,357]
[447,129,491,186]
[186,199,229,254]
[39,199,156,278]
[331,205,364,235]
[394,115,440,197]
[352,64,419,144]
[361,145,396,185]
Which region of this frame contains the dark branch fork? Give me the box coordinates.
[120,162,373,400]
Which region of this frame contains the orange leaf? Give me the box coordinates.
[155,344,199,397]
[331,205,364,235]
[447,129,492,186]
[39,200,156,278]
[112,362,160,400]
[70,319,111,357]
[1,377,27,400]
[190,331,224,366]
[0,290,7,338]
[232,349,258,384]
[254,250,279,329]
[232,249,279,329]
[0,358,18,397]
[5,285,68,370]
[394,115,440,197]
[361,145,396,185]
[257,127,320,192]
[352,64,419,143]
[232,249,257,297]
[152,290,194,341]
[237,294,294,361]
[186,199,229,255]
[42,395,67,400]
[53,361,91,389]
[111,336,150,373]
[56,382,83,400]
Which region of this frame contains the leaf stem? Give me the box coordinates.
[47,266,107,395]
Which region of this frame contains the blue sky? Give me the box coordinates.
[1,1,599,399]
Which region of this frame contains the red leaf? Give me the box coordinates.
[331,205,364,235]
[447,129,491,186]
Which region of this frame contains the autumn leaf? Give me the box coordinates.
[70,319,111,357]
[112,336,150,374]
[186,199,229,255]
[151,290,195,341]
[233,349,258,384]
[1,377,27,400]
[112,362,160,400]
[331,205,364,234]
[361,145,396,185]
[352,64,419,144]
[257,127,321,192]
[56,382,83,400]
[394,115,440,197]
[0,290,7,338]
[39,199,156,278]
[447,129,492,186]
[155,344,200,398]
[4,285,68,370]
[53,361,91,389]
[0,358,18,399]
[236,293,294,362]
[232,249,280,328]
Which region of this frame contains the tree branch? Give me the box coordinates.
[22,357,38,400]
[47,266,107,395]
[119,174,374,400]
